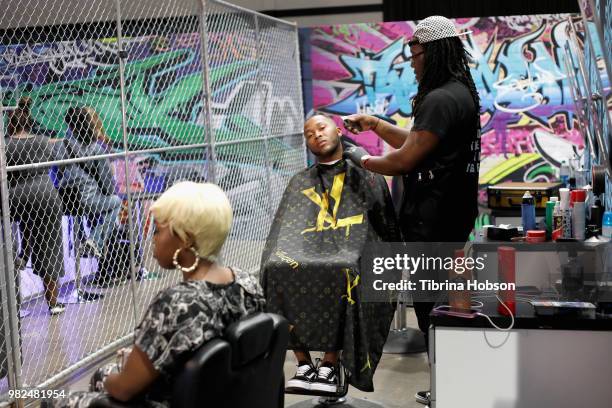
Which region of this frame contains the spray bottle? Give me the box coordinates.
[603,211,612,239]
[552,201,563,241]
[545,197,558,237]
[521,191,536,233]
[560,188,572,238]
[559,160,571,188]
[572,197,586,241]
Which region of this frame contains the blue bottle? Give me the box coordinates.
[521,191,536,233]
[559,160,570,188]
[603,211,612,238]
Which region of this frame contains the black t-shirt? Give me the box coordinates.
[400,79,481,242]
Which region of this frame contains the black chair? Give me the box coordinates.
[89,312,288,408]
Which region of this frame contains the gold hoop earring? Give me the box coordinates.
[172,247,200,273]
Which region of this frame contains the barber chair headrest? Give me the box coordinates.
[225,313,274,367]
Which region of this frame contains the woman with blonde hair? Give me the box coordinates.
[52,181,265,407]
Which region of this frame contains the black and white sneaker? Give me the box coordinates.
[48,303,66,316]
[310,364,338,393]
[415,390,430,405]
[79,239,102,258]
[14,256,28,272]
[286,363,317,391]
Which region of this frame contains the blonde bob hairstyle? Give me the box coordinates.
[150,181,233,262]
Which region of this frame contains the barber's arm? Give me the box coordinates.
[343,114,410,149]
[343,129,439,176]
[363,129,440,176]
[344,90,454,175]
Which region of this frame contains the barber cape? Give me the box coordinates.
[260,158,400,392]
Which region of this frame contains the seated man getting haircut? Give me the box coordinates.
[260,114,400,394]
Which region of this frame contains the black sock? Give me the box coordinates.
[297,360,311,367]
[321,361,335,368]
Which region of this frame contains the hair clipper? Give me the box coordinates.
[342,117,362,132]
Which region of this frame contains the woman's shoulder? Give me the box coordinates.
[143,283,214,324]
[149,268,262,307]
[148,282,203,308]
[24,134,58,158]
[231,267,264,297]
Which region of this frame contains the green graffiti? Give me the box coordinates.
[525,162,555,180]
[4,49,262,149]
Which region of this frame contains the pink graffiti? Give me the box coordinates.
[481,127,583,157]
[481,130,535,156]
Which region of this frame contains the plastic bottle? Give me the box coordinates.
[575,165,588,189]
[559,160,570,188]
[545,197,558,235]
[572,201,586,241]
[560,188,572,238]
[521,191,536,233]
[603,211,612,239]
[569,155,580,188]
[552,201,563,241]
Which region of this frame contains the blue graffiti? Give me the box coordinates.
[322,20,609,133]
[325,40,415,116]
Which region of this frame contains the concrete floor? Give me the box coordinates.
[0,273,178,394]
[3,241,430,407]
[64,309,430,408]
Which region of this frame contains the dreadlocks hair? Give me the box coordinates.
[411,37,481,129]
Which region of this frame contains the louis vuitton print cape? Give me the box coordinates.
[260,158,400,392]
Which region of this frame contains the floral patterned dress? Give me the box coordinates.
[53,267,265,407]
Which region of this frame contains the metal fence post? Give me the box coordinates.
[293,24,308,169]
[199,0,218,184]
[0,96,23,400]
[0,0,306,396]
[254,15,273,219]
[114,0,141,322]
[572,12,611,172]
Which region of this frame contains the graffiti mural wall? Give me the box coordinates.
[0,22,304,292]
[304,14,608,211]
[0,32,302,194]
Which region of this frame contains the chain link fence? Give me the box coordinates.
[564,2,612,211]
[0,0,305,403]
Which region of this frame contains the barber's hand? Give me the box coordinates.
[343,146,370,168]
[342,114,379,134]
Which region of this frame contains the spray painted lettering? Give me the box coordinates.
[305,15,608,206]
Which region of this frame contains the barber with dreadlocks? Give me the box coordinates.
[343,16,481,406]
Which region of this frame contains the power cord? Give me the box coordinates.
[470,300,484,309]
[474,295,515,331]
[439,295,516,331]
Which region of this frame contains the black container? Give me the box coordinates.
[561,257,584,301]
